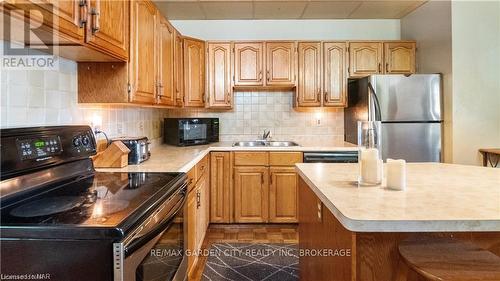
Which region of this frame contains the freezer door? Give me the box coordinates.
[370,74,442,122]
[381,122,442,162]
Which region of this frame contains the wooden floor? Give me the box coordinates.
[189,224,299,281]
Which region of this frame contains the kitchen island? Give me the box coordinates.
[296,163,500,281]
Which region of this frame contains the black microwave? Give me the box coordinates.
[164,118,219,146]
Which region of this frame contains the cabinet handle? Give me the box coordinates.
[270,174,272,185]
[258,71,262,81]
[324,92,328,103]
[196,191,201,208]
[200,165,205,172]
[261,174,264,185]
[386,63,389,73]
[78,0,88,27]
[378,63,381,73]
[227,92,231,104]
[90,7,100,34]
[317,89,321,102]
[266,70,270,82]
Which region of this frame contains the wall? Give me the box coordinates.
[170,19,401,40]
[400,1,453,162]
[167,92,345,145]
[450,1,500,165]
[401,1,500,165]
[0,50,168,144]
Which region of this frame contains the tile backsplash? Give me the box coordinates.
[167,92,345,146]
[1,56,344,147]
[0,56,168,144]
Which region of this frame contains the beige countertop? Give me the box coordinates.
[97,141,357,173]
[296,163,500,232]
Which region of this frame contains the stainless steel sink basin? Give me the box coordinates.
[232,141,299,147]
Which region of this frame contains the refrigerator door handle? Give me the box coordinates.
[368,82,382,122]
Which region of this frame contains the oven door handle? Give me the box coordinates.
[123,184,187,257]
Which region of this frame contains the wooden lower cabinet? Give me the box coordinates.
[186,165,210,277]
[234,166,269,223]
[210,152,231,223]
[269,167,298,223]
[298,177,353,280]
[231,152,301,224]
[186,186,198,275]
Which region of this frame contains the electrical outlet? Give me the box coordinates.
[117,123,123,135]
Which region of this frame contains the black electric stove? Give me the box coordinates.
[0,126,187,281]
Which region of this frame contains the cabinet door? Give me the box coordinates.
[210,152,231,223]
[4,0,84,44]
[323,42,347,107]
[234,166,269,223]
[234,42,264,86]
[185,189,198,274]
[195,175,209,248]
[348,42,383,77]
[174,31,184,107]
[207,42,232,108]
[157,15,175,106]
[265,42,296,86]
[384,42,416,74]
[184,38,206,107]
[269,167,298,223]
[129,0,157,104]
[297,42,321,107]
[86,0,129,60]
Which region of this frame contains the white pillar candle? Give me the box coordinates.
[360,148,382,184]
[386,159,407,190]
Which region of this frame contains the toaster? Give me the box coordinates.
[112,136,151,164]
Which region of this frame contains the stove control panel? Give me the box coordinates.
[72,133,94,153]
[17,136,63,160]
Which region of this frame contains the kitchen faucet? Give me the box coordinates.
[261,129,271,141]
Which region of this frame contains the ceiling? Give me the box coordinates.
[154,0,427,20]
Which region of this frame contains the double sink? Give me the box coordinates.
[232,141,300,147]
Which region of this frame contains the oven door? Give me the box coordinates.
[113,183,187,281]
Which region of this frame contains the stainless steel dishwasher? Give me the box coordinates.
[303,151,359,163]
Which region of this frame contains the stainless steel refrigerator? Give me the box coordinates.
[344,74,443,162]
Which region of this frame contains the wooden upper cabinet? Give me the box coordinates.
[207,42,232,108]
[1,0,83,44]
[297,42,321,107]
[234,42,264,86]
[348,42,383,77]
[174,31,184,107]
[129,0,157,104]
[157,15,175,106]
[234,166,269,223]
[265,42,296,86]
[384,42,416,74]
[323,42,347,107]
[85,0,129,60]
[48,0,84,42]
[269,167,298,223]
[184,38,206,107]
[210,152,231,223]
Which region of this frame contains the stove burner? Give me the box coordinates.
[10,196,86,218]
